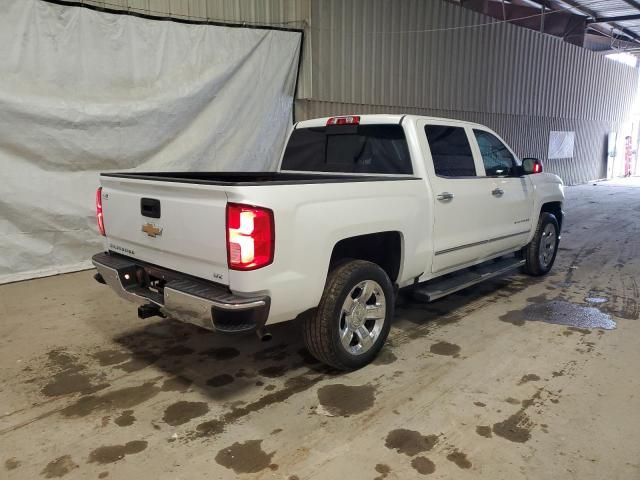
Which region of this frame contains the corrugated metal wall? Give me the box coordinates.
[307,0,638,184]
[66,0,638,184]
[311,0,636,122]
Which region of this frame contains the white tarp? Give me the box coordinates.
[0,0,301,284]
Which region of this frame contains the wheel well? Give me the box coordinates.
[329,232,402,283]
[540,202,563,230]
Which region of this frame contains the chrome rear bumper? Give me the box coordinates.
[92,252,269,333]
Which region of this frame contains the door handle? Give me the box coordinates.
[491,188,504,197]
[437,192,454,201]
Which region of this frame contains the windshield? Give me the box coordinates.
[281,124,412,174]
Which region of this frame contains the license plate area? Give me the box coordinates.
[117,265,165,305]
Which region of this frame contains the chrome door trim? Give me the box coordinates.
[435,230,530,256]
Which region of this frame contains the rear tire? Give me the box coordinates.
[522,212,559,276]
[302,260,394,370]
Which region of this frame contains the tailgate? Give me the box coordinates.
[100,176,230,285]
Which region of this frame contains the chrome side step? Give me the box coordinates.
[413,256,525,302]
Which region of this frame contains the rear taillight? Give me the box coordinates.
[226,203,274,271]
[326,115,360,126]
[96,187,106,236]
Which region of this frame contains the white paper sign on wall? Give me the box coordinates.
[548,131,576,159]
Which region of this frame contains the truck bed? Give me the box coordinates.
[101,171,418,185]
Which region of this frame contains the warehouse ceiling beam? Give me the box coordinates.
[524,0,640,44]
[588,14,640,24]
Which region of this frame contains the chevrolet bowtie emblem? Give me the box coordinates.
[142,223,163,238]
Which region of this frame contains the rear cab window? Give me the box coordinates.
[281,124,412,174]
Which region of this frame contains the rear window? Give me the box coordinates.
[424,125,476,177]
[281,124,412,174]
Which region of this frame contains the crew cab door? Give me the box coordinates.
[418,120,494,273]
[469,128,534,254]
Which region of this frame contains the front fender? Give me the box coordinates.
[526,173,565,243]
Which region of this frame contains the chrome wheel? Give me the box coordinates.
[338,280,386,356]
[539,223,557,268]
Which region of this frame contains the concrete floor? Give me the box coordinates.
[1,179,639,480]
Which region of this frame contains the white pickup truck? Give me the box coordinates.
[93,114,564,369]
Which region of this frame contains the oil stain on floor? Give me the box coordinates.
[385,429,439,456]
[194,373,324,439]
[500,300,616,330]
[491,389,544,443]
[518,373,540,385]
[206,374,234,388]
[60,382,160,418]
[446,449,472,469]
[41,455,78,478]
[429,341,461,357]
[411,456,436,475]
[316,384,376,417]
[373,463,391,479]
[163,401,209,426]
[215,439,275,474]
[492,411,533,443]
[41,349,109,398]
[88,440,148,465]
[114,410,136,427]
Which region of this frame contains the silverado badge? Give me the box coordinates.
[142,223,163,238]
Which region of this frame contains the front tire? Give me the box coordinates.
[302,260,394,370]
[522,212,559,276]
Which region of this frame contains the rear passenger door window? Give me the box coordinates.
[473,130,516,176]
[424,125,477,177]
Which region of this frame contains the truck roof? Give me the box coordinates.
[295,114,486,129]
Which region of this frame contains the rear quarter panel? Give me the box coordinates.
[226,179,431,324]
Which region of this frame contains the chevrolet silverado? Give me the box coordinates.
[92,114,564,369]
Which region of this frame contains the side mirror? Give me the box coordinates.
[522,157,543,174]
